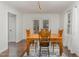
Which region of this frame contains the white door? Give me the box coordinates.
[8,13,16,42]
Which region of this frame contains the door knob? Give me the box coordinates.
[9,29,12,31]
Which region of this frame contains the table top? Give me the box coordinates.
[27,34,62,39]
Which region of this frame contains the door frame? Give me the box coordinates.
[67,9,72,35]
[8,12,16,43]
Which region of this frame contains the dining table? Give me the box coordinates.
[25,33,63,56]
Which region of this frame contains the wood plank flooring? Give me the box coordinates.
[0,40,78,57]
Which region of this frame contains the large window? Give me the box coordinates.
[33,20,39,34]
[43,20,49,28]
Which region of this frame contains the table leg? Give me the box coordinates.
[53,43,54,54]
[26,39,31,56]
[26,43,30,56]
[59,42,63,56]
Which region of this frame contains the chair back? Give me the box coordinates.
[58,29,63,37]
[39,29,51,47]
[26,29,31,36]
[39,28,51,38]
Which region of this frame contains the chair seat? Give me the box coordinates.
[40,42,49,47]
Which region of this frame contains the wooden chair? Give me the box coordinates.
[26,29,31,55]
[26,29,31,37]
[39,28,51,56]
[51,29,63,56]
[58,29,63,37]
[58,29,63,56]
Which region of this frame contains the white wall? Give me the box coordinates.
[63,4,75,53]
[22,13,62,39]
[0,2,23,53]
[7,5,23,43]
[71,5,79,56]
[59,13,64,28]
[63,2,79,56]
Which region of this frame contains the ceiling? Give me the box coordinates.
[4,1,74,13]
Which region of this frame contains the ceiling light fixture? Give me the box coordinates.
[38,1,42,10]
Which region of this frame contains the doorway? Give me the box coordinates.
[8,12,17,57]
[8,12,16,42]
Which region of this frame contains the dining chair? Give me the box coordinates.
[51,29,63,55]
[39,28,51,56]
[58,29,63,55]
[26,29,31,37]
[26,29,31,55]
[58,29,63,37]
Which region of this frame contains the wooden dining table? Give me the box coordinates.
[25,34,63,56]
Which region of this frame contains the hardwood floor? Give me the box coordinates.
[0,49,9,57]
[18,40,26,57]
[18,40,78,57]
[63,47,78,57]
[0,40,78,57]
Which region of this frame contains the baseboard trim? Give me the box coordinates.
[0,47,8,53]
[66,46,78,57]
[75,52,79,56]
[0,49,8,57]
[16,40,21,43]
[16,39,25,44]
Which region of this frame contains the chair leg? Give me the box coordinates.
[53,43,54,54]
[35,42,37,53]
[27,49,29,56]
[48,47,50,57]
[39,46,41,57]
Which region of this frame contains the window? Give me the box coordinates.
[67,11,72,34]
[33,20,39,34]
[43,20,49,28]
